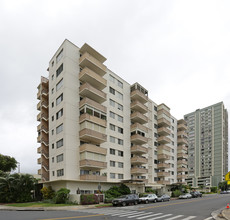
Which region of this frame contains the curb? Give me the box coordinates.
[211,207,227,220]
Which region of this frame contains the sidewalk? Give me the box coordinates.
[211,207,230,220]
[0,204,97,211]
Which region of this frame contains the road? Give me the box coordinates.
[0,194,230,220]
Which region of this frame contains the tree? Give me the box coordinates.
[0,154,17,173]
[53,188,70,204]
[219,181,228,191]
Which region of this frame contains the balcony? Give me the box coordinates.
[158,136,171,144]
[79,159,107,169]
[157,109,171,118]
[131,134,148,145]
[37,100,48,111]
[157,180,170,185]
[131,177,147,183]
[79,97,106,113]
[80,174,107,182]
[131,167,148,174]
[37,123,48,133]
[177,153,188,159]
[79,67,107,90]
[177,138,188,145]
[177,167,188,172]
[130,89,148,104]
[37,158,41,164]
[79,143,107,155]
[177,160,187,166]
[79,113,106,127]
[79,128,107,144]
[157,118,171,127]
[157,163,170,169]
[157,154,170,160]
[177,174,188,179]
[157,145,171,152]
[37,88,48,100]
[177,131,187,137]
[79,82,106,104]
[157,172,170,177]
[157,127,171,136]
[38,169,41,175]
[178,145,188,151]
[131,145,148,155]
[177,123,187,131]
[131,123,148,133]
[79,52,107,76]
[131,156,148,165]
[130,112,148,124]
[131,100,148,114]
[37,146,41,154]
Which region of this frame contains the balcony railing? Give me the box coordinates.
[131,156,148,164]
[130,89,148,104]
[131,145,148,155]
[79,52,107,76]
[131,134,148,145]
[130,112,148,124]
[79,97,106,113]
[177,167,188,172]
[130,123,148,133]
[177,153,188,159]
[177,174,188,179]
[157,118,171,127]
[130,100,148,114]
[79,82,106,104]
[79,113,106,127]
[131,167,148,174]
[79,67,107,90]
[157,127,171,136]
[157,163,170,169]
[177,138,188,145]
[79,159,107,169]
[80,174,107,182]
[79,128,107,144]
[157,172,170,177]
[157,180,170,185]
[177,123,187,131]
[157,145,171,152]
[157,136,171,144]
[157,109,171,118]
[157,154,170,160]
[79,144,107,155]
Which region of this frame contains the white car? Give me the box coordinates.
[139,194,158,204]
[179,193,192,199]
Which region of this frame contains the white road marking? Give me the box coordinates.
[137,213,163,219]
[181,216,196,220]
[147,214,173,219]
[127,212,153,218]
[203,218,213,220]
[118,211,145,217]
[165,215,184,220]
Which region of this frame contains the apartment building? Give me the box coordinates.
[184,102,228,187]
[36,39,182,195]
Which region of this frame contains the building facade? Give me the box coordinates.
[37,39,185,195]
[185,102,228,187]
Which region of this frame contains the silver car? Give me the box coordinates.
[139,194,158,204]
[179,193,192,199]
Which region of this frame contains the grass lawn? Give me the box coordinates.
[5,202,77,207]
[95,203,112,208]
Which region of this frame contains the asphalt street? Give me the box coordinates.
[1,194,230,220]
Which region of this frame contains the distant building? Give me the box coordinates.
[185,102,228,187]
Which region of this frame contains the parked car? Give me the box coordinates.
[112,194,139,206]
[179,193,192,199]
[220,191,227,194]
[139,194,158,204]
[156,194,170,202]
[190,191,202,198]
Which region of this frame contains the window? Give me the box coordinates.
[110,99,115,107]
[118,115,123,122]
[117,91,123,100]
[118,127,123,134]
[52,129,54,135]
[56,93,63,105]
[57,169,64,177]
[51,88,54,94]
[118,174,124,179]
[109,87,115,95]
[172,134,174,138]
[52,171,55,176]
[57,154,64,163]
[154,151,157,155]
[117,103,123,111]
[110,160,115,167]
[110,124,115,131]
[52,102,54,108]
[117,80,123,88]
[172,149,174,153]
[154,115,157,120]
[52,116,54,121]
[52,74,54,80]
[154,133,158,138]
[118,150,123,157]
[110,148,115,155]
[56,124,63,134]
[56,49,63,63]
[172,156,174,160]
[109,74,115,83]
[118,139,123,145]
[118,162,124,168]
[110,111,115,119]
[56,139,63,148]
[56,78,63,91]
[56,108,63,120]
[154,142,158,146]
[110,136,115,143]
[110,173,115,179]
[172,171,174,175]
[154,106,157,111]
[52,157,54,163]
[172,164,174,168]
[172,141,174,146]
[52,61,54,67]
[172,126,174,131]
[56,64,63,77]
[52,143,54,149]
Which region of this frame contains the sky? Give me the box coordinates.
[0,0,230,174]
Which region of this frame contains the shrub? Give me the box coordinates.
[105,184,131,200]
[41,186,55,200]
[53,188,70,204]
[172,190,182,197]
[145,188,156,194]
[211,187,217,193]
[81,194,99,205]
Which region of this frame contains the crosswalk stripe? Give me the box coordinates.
[127,212,153,218]
[203,218,212,220]
[147,214,173,220]
[166,215,184,220]
[181,217,196,220]
[118,211,145,217]
[137,213,163,219]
